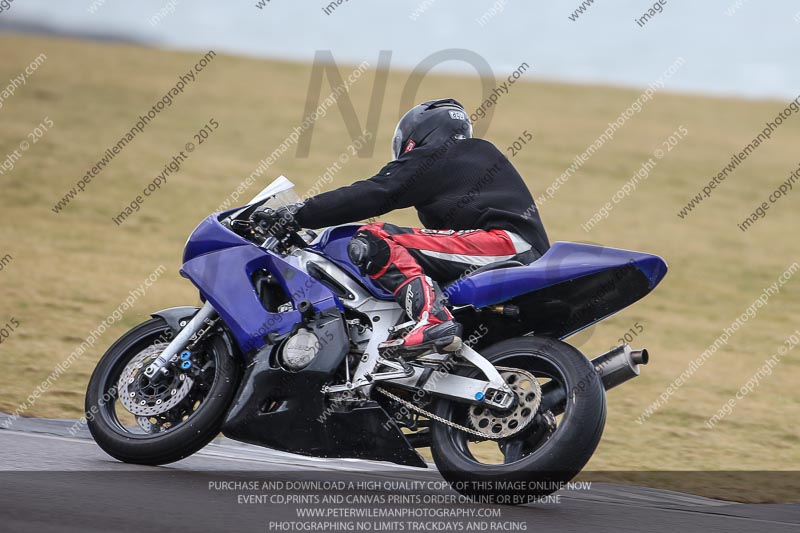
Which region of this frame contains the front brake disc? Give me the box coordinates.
[117,344,194,417]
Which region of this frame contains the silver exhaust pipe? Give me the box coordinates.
[591,344,649,391]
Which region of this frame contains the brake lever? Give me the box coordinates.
[230,219,258,239]
[231,219,251,231]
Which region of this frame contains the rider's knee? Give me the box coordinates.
[348,230,390,276]
[357,222,386,236]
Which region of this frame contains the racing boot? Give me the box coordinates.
[379,276,463,358]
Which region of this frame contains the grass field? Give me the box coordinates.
[0,33,798,500]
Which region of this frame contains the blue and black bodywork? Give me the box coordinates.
[167,212,667,466]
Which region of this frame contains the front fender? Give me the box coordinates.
[151,306,200,334]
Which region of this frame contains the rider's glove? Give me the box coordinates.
[250,204,302,237]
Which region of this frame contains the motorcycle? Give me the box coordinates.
[86,176,667,502]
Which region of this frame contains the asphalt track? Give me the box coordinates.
[0,414,798,533]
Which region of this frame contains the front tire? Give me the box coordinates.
[85,318,240,465]
[430,336,606,503]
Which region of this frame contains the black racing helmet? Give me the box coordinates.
[391,98,473,159]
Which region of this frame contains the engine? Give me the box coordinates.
[280,328,320,370]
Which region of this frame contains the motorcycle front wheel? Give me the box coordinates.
[430,336,606,504]
[85,317,240,465]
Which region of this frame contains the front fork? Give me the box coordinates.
[144,301,218,378]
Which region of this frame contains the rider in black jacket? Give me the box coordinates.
[255,99,549,356]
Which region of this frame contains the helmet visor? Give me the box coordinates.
[391,124,404,160]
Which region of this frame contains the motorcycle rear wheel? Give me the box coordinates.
[430,336,606,504]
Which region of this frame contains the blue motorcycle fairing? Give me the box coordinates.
[308,227,668,322]
[308,225,395,301]
[445,241,667,308]
[180,214,424,467]
[183,208,250,265]
[180,213,341,354]
[181,212,667,354]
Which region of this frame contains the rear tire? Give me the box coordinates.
[85,318,240,465]
[430,336,606,504]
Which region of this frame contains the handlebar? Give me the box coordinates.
[225,207,311,254]
[249,214,308,253]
